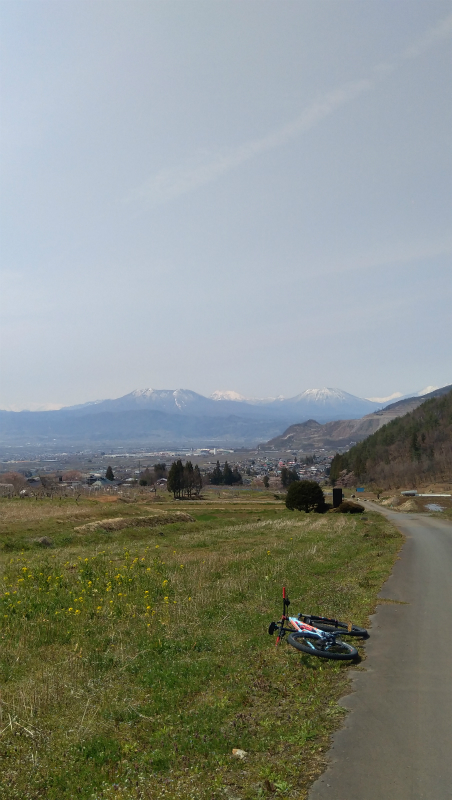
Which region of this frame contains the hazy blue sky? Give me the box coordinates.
[1,1,451,410]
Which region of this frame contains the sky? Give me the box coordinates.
[0,0,451,410]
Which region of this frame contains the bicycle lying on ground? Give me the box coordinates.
[268,587,369,661]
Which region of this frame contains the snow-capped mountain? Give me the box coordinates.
[210,390,247,402]
[210,389,283,405]
[65,388,217,415]
[63,386,382,421]
[277,388,379,418]
[366,385,439,404]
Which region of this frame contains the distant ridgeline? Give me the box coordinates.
[330,388,452,489]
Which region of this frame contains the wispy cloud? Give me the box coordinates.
[136,79,371,205]
[134,13,452,206]
[400,12,452,60]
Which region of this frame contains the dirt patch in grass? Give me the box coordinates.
[74,512,195,533]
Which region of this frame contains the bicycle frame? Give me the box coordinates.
[271,587,339,649]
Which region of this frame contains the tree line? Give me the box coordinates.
[329,389,452,488]
[208,460,242,486]
[167,460,203,499]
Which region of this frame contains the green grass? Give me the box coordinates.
[0,495,402,799]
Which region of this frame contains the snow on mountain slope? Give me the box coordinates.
[284,387,368,405]
[210,390,247,402]
[366,386,440,404]
[365,392,403,403]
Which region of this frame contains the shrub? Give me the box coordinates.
[333,500,364,514]
[285,480,325,513]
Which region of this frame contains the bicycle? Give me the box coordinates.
[268,587,369,661]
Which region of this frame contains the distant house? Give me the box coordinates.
[89,477,115,489]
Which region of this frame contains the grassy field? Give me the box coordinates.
[0,491,402,800]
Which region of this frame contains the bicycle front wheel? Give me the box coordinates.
[287,632,358,660]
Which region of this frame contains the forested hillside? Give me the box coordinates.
[330,389,452,488]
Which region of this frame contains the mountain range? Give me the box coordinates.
[63,387,382,421]
[0,385,449,450]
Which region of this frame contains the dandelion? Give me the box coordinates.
[180,565,184,569]
[97,606,102,611]
[188,597,192,601]
[75,609,80,614]
[146,606,151,611]
[162,579,168,587]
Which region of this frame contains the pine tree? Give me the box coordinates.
[167,460,184,498]
[210,460,223,485]
[222,461,234,485]
[105,466,114,481]
[231,467,242,485]
[183,461,194,498]
[193,465,203,496]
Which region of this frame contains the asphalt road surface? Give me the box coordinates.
[308,504,452,800]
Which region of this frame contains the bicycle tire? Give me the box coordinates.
[300,616,369,638]
[287,632,358,660]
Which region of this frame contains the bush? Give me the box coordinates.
[285,480,325,513]
[333,500,364,514]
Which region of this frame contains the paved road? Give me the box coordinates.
[308,504,452,800]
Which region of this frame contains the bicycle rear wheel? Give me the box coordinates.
[300,616,368,638]
[287,632,358,660]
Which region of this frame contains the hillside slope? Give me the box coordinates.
[330,388,452,488]
[265,385,452,451]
